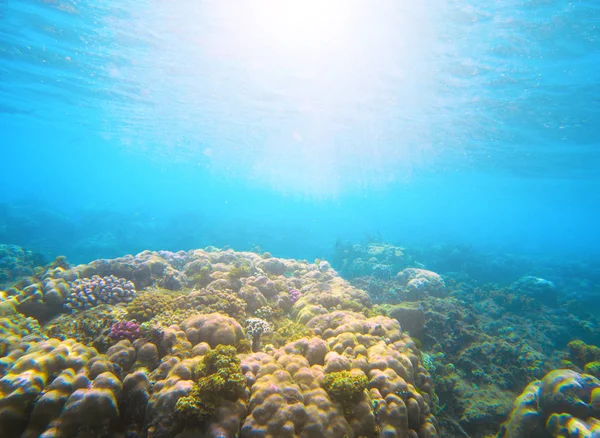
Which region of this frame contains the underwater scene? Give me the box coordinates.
[1,0,600,437]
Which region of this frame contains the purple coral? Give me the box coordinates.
[109,320,141,342]
[289,288,302,304]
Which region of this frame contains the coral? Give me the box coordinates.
[318,260,332,272]
[172,287,247,320]
[0,248,449,438]
[0,244,42,287]
[150,308,199,328]
[322,369,369,413]
[389,302,426,338]
[157,266,188,290]
[13,277,71,322]
[43,305,127,353]
[54,371,123,437]
[240,351,355,437]
[0,308,44,358]
[0,338,120,438]
[396,268,447,299]
[293,277,372,317]
[57,251,170,288]
[257,258,289,276]
[139,322,165,345]
[268,318,315,347]
[109,320,141,342]
[121,369,152,434]
[175,345,247,422]
[228,262,253,281]
[125,289,181,323]
[567,340,600,369]
[288,288,302,304]
[509,276,557,306]
[181,313,245,348]
[255,305,274,320]
[238,284,268,314]
[331,242,412,280]
[497,369,600,438]
[245,318,273,352]
[241,311,438,437]
[245,275,281,299]
[584,362,600,378]
[65,274,136,311]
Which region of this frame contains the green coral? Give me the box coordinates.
[567,340,600,369]
[150,308,198,327]
[187,265,212,288]
[584,361,600,378]
[322,370,368,414]
[228,263,252,281]
[269,318,314,346]
[0,308,44,357]
[175,345,246,422]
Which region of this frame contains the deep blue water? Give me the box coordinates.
[1,0,599,266]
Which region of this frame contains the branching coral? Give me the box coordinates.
[66,275,136,311]
[245,318,272,352]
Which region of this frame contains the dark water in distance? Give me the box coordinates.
[1,0,599,265]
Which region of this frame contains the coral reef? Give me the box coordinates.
[11,243,596,438]
[331,242,415,280]
[509,276,558,306]
[241,310,439,437]
[0,248,442,438]
[336,241,600,437]
[0,244,44,287]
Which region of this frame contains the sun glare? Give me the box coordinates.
[124,0,438,196]
[248,0,352,54]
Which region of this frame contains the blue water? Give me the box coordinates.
[1,0,599,265]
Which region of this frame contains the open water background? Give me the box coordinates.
[1,0,599,265]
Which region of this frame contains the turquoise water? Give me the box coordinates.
[1,0,599,264]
